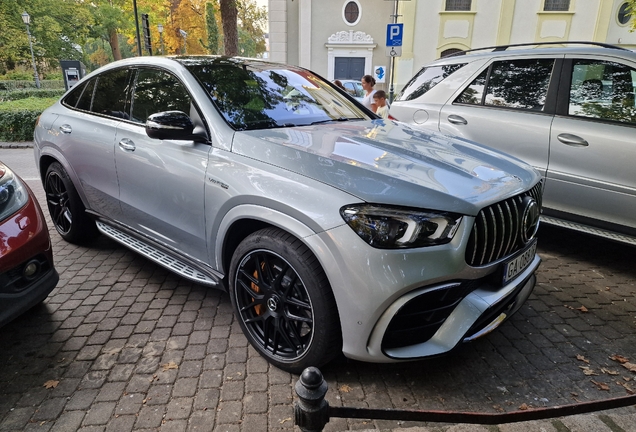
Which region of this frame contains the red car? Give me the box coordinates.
[0,161,58,327]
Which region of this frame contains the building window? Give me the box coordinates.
[343,1,361,26]
[445,0,471,11]
[618,2,632,25]
[544,0,570,11]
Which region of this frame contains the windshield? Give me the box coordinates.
[186,60,371,130]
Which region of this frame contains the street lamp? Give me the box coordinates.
[179,29,187,54]
[157,24,164,55]
[21,11,41,89]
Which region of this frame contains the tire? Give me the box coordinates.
[229,227,342,374]
[44,162,98,244]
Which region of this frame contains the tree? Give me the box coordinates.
[91,1,128,61]
[237,0,267,57]
[220,0,238,56]
[205,2,221,54]
[0,0,93,71]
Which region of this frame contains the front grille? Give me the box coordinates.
[382,280,480,350]
[465,181,543,267]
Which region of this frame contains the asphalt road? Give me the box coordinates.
[1,147,636,432]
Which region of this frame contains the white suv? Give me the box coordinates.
[390,42,636,245]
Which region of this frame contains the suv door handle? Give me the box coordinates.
[118,138,136,151]
[557,133,589,147]
[59,124,72,134]
[447,115,467,125]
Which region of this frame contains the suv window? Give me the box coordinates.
[62,81,85,108]
[131,69,192,124]
[91,69,131,119]
[396,64,466,102]
[456,59,554,111]
[76,78,96,111]
[568,59,636,125]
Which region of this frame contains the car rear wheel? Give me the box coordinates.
[44,162,98,243]
[229,227,341,374]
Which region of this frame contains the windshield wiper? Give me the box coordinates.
[310,117,363,125]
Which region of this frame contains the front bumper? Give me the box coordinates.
[305,217,541,363]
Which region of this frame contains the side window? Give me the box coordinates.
[76,78,96,111]
[455,59,554,111]
[484,59,554,110]
[455,68,487,105]
[91,69,131,119]
[131,69,192,124]
[396,64,466,102]
[568,60,636,125]
[62,81,86,108]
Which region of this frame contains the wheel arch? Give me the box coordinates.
[216,204,318,278]
[37,148,91,209]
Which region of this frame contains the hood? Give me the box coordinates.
[232,119,540,216]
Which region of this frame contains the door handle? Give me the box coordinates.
[447,114,467,125]
[118,138,136,151]
[59,124,72,134]
[557,133,589,147]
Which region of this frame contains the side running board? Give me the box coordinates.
[96,221,220,286]
[540,216,636,246]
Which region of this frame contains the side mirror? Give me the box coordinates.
[146,111,195,140]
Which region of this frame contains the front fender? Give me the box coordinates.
[213,204,317,271]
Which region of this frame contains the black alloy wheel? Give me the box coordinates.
[229,228,341,373]
[44,162,98,243]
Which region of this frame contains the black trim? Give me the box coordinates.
[447,41,629,57]
[556,58,573,115]
[543,58,563,115]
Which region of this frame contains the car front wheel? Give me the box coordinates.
[229,228,341,374]
[44,162,98,243]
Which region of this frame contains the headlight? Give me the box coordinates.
[0,164,29,222]
[340,204,462,248]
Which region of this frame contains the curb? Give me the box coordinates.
[0,141,34,149]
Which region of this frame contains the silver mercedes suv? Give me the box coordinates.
[34,56,542,373]
[390,42,636,246]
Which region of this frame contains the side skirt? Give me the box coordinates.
[540,215,636,246]
[95,220,224,288]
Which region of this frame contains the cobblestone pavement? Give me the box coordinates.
[1,147,636,431]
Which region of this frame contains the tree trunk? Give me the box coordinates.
[220,0,238,56]
[109,29,122,61]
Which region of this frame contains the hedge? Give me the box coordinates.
[0,97,58,141]
[0,80,65,91]
[0,88,65,102]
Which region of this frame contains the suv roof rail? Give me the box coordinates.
[446,41,630,57]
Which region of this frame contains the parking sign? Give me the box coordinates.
[386,23,403,47]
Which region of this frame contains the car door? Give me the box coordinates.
[546,56,636,231]
[49,69,132,218]
[113,67,210,262]
[439,56,561,176]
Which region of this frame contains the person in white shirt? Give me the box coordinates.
[373,90,389,119]
[360,75,377,113]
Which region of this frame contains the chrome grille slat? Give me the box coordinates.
[466,181,543,267]
[486,207,497,263]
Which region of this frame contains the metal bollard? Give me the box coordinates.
[294,367,330,432]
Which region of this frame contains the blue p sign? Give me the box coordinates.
[386,23,403,47]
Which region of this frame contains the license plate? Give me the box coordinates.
[502,239,537,284]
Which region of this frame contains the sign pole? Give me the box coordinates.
[389,0,399,103]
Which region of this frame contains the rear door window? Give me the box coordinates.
[567,59,636,125]
[396,64,466,101]
[91,69,132,119]
[456,58,555,111]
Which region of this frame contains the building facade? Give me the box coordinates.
[269,0,636,92]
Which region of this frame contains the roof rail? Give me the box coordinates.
[446,41,630,57]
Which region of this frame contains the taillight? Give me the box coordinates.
[388,114,398,121]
